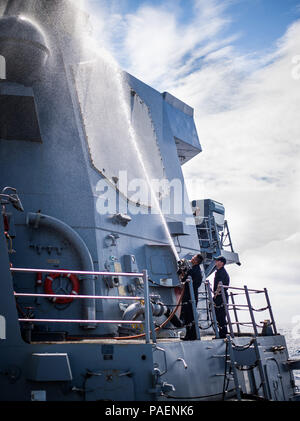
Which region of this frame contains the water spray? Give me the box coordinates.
[78,33,179,261]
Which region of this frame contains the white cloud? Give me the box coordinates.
[85,0,234,86]
[226,232,300,324]
[123,1,233,87]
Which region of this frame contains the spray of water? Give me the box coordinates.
[116,71,180,262]
[72,3,179,261]
[96,51,179,261]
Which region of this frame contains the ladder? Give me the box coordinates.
[213,282,278,400]
[224,335,270,400]
[196,216,219,251]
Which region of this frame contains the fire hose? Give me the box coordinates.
[113,284,186,340]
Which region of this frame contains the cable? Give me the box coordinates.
[231,338,255,351]
[15,300,27,318]
[5,232,14,253]
[251,306,269,312]
[54,302,72,311]
[113,285,186,340]
[199,322,213,330]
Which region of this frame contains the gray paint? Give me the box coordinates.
[0,0,299,402]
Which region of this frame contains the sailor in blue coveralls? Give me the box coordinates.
[213,256,230,338]
[179,254,204,341]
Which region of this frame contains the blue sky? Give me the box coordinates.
[225,0,300,52]
[86,0,300,91]
[88,0,300,58]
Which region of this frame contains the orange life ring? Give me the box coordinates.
[44,272,80,304]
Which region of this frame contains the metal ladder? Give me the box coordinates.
[206,281,279,400]
[196,216,236,254]
[225,335,270,400]
[196,216,218,251]
[220,283,278,400]
[223,336,242,400]
[220,220,235,252]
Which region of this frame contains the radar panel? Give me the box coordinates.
[72,59,166,207]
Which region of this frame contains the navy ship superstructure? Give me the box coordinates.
[0,0,299,401]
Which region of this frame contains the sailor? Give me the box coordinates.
[213,256,230,338]
[179,254,204,340]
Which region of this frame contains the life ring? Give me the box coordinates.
[44,272,80,304]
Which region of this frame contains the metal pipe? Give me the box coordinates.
[188,277,201,340]
[122,300,168,321]
[14,292,144,301]
[264,288,278,335]
[148,304,157,344]
[221,285,265,293]
[177,358,188,369]
[18,318,143,324]
[220,283,234,338]
[230,292,241,336]
[122,302,145,322]
[154,346,168,376]
[205,281,219,339]
[244,285,258,337]
[10,267,144,277]
[143,269,151,344]
[27,212,96,328]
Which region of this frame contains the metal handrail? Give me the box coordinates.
[230,292,241,335]
[12,267,156,344]
[221,285,265,293]
[220,283,277,338]
[205,281,277,339]
[230,321,272,327]
[18,318,143,325]
[204,281,219,338]
[10,267,144,277]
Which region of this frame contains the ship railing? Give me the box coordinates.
[205,281,278,338]
[10,267,156,344]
